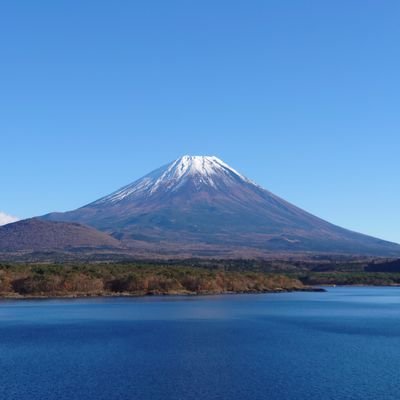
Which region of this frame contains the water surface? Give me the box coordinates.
[1,287,400,399]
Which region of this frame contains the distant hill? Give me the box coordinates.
[0,219,121,252]
[40,155,400,257]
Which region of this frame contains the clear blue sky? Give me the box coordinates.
[1,1,399,243]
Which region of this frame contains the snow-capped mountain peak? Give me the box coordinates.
[153,155,249,187]
[96,155,253,204]
[42,156,400,256]
[168,155,246,180]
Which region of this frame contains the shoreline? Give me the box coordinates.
[0,286,325,300]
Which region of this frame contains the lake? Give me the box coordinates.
[1,287,400,399]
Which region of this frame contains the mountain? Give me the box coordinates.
[42,155,400,256]
[0,219,121,252]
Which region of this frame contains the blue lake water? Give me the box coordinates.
[1,287,400,399]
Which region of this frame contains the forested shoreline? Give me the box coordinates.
[0,262,311,298]
[1,259,399,298]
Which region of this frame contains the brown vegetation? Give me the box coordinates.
[0,263,308,298]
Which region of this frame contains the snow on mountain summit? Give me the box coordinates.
[96,155,254,204]
[162,155,249,184]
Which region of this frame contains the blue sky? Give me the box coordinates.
[1,1,399,242]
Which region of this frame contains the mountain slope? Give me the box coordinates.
[0,219,121,252]
[42,155,400,256]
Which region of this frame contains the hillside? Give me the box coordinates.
[0,219,121,252]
